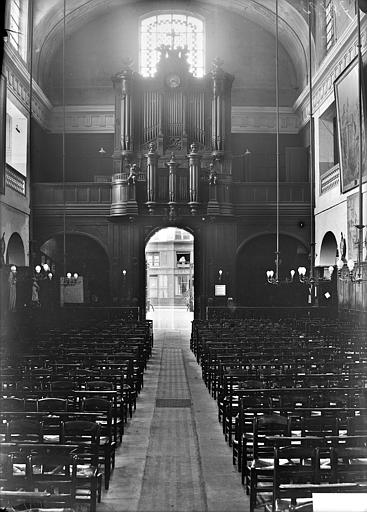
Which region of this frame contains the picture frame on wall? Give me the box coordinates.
[334,55,367,193]
[0,74,6,195]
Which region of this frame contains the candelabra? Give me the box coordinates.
[336,257,366,283]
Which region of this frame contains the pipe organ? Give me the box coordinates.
[110,47,234,218]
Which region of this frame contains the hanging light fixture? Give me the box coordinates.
[266,0,283,285]
[267,0,332,288]
[62,0,67,283]
[281,0,316,288]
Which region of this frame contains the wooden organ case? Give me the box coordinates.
[110,47,234,219]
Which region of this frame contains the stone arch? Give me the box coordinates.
[235,233,309,307]
[319,231,338,266]
[145,226,195,324]
[6,232,25,266]
[40,232,110,304]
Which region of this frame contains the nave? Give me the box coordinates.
[99,327,247,512]
[1,314,367,512]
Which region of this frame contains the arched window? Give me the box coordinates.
[140,13,204,78]
[8,0,29,61]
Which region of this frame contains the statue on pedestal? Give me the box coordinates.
[127,163,138,185]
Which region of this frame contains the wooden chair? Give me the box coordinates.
[81,397,117,488]
[270,446,321,512]
[268,445,367,512]
[242,415,291,512]
[330,446,367,484]
[26,452,78,509]
[61,420,102,512]
[36,398,69,443]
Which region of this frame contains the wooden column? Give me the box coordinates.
[166,153,179,220]
[188,142,201,215]
[112,60,135,173]
[210,58,234,159]
[211,59,224,157]
[146,142,158,214]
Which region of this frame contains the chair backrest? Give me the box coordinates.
[0,452,13,481]
[0,397,25,411]
[252,415,291,459]
[272,446,322,508]
[37,398,68,412]
[61,420,100,452]
[6,419,44,443]
[62,420,101,468]
[85,380,114,391]
[300,415,340,437]
[82,397,112,413]
[50,381,76,391]
[347,415,367,436]
[330,446,367,484]
[28,451,77,487]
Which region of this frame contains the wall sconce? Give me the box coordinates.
[63,272,79,286]
[10,265,17,273]
[35,263,53,281]
[336,258,365,283]
[244,148,251,155]
[218,269,223,281]
[122,269,127,277]
[98,147,106,154]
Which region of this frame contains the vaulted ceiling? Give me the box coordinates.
[31,0,311,105]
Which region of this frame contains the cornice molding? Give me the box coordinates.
[3,44,52,129]
[294,15,364,126]
[49,105,300,134]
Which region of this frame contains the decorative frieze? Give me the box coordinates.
[51,105,115,133]
[231,106,299,134]
[3,44,52,128]
[294,18,365,125]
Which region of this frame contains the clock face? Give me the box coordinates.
[166,74,181,88]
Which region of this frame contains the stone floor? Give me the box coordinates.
[97,326,249,512]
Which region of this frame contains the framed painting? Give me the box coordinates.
[334,56,367,193]
[0,74,6,195]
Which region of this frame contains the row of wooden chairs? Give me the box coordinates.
[191,317,367,512]
[1,318,154,511]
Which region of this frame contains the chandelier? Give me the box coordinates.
[266,265,335,286]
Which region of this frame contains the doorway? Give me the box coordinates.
[145,227,194,330]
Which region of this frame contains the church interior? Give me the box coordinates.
[0,0,367,511]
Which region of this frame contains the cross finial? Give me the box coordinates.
[170,29,177,48]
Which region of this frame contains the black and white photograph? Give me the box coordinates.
[1,1,367,512]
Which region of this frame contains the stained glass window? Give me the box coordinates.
[140,14,204,77]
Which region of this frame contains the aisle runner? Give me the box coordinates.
[137,332,207,512]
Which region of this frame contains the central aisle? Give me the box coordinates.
[99,328,248,512]
[138,332,206,511]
